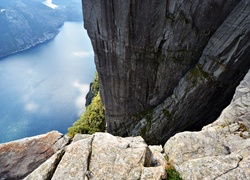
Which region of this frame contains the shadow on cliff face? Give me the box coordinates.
[82,0,250,144]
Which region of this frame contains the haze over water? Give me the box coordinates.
[0,22,95,143]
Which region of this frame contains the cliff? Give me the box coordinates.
[1,1,250,179]
[82,0,250,144]
[1,70,250,179]
[164,69,250,179]
[0,0,82,59]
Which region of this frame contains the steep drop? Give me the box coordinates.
[82,0,250,144]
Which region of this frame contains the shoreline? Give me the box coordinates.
[0,30,60,60]
[0,20,84,61]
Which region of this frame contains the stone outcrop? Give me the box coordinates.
[0,131,69,180]
[82,0,250,144]
[51,135,93,179]
[25,133,167,180]
[164,70,250,179]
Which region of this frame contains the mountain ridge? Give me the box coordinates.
[0,0,82,59]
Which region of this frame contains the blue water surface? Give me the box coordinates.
[0,22,95,143]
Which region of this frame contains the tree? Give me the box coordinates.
[68,92,105,137]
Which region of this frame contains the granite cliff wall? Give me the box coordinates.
[82,0,250,144]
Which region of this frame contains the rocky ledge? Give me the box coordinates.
[165,70,250,179]
[1,71,250,179]
[0,131,69,179]
[24,133,167,180]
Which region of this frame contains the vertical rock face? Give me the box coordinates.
[129,0,250,144]
[164,70,250,179]
[82,0,250,143]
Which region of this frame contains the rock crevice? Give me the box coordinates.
[24,133,167,180]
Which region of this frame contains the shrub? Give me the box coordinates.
[68,74,106,137]
[166,166,182,180]
[91,72,99,97]
[165,156,183,180]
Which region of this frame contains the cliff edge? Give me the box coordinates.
[164,69,250,179]
[82,0,250,144]
[1,67,250,180]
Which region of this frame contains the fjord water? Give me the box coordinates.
[0,22,95,143]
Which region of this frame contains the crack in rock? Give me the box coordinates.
[213,155,243,180]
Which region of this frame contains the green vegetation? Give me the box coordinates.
[162,109,173,121]
[68,92,105,137]
[140,112,153,136]
[85,72,99,106]
[91,72,100,97]
[165,156,183,180]
[131,109,153,136]
[166,166,183,180]
[68,73,106,138]
[190,64,210,80]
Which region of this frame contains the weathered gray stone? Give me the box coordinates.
[51,136,93,180]
[148,145,167,168]
[178,154,244,180]
[88,133,150,179]
[129,0,250,144]
[24,149,65,180]
[24,135,93,180]
[25,132,167,179]
[164,70,250,179]
[0,131,69,179]
[141,166,167,180]
[72,133,93,142]
[82,0,250,143]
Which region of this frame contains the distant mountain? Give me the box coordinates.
[53,0,83,21]
[0,0,82,58]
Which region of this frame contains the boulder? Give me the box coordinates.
[0,131,69,179]
[141,166,166,180]
[26,133,167,180]
[24,149,65,180]
[51,136,93,180]
[164,70,250,179]
[88,133,150,179]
